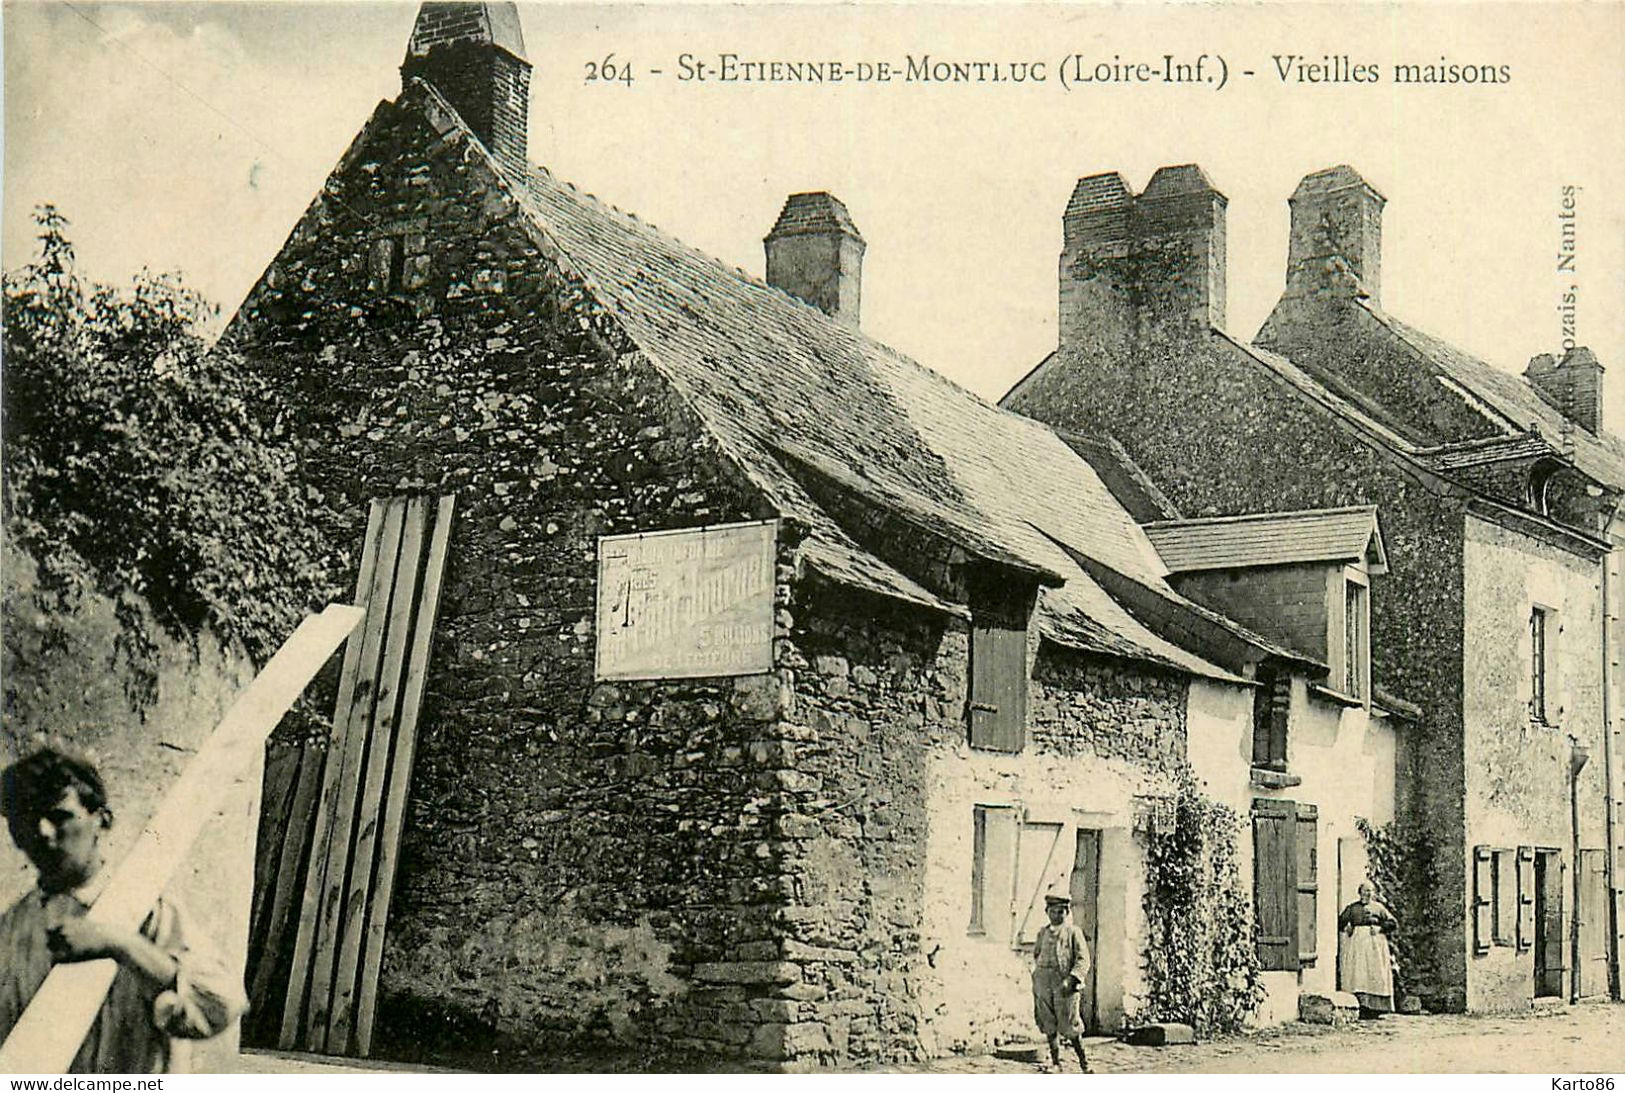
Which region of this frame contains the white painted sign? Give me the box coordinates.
[595,520,776,680]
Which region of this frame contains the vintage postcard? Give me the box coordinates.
[2,0,1622,1079]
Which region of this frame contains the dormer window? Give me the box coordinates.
[1342,573,1369,700]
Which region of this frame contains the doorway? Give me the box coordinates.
[1069,829,1102,1032]
[1533,849,1565,999]
[1576,849,1609,1000]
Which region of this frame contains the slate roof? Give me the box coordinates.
[398,82,1241,681]
[1362,304,1625,487]
[1144,506,1387,575]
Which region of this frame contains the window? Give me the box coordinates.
[969,805,1017,937]
[1474,845,1526,952]
[1530,607,1550,722]
[967,569,1034,752]
[1251,669,1290,771]
[1253,799,1318,970]
[1493,849,1516,946]
[1343,577,1368,700]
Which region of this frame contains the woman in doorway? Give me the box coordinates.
[1338,881,1399,1017]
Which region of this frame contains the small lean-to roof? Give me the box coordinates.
[1144,505,1387,575]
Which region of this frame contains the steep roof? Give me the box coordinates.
[396,82,1237,681]
[1144,506,1387,575]
[1362,304,1625,486]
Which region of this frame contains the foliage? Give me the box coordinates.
[1356,815,1446,1006]
[2,206,340,711]
[1133,778,1265,1036]
[383,907,686,1045]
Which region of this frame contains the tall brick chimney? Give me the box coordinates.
[1525,347,1606,433]
[401,2,531,179]
[1058,164,1227,351]
[764,192,865,328]
[1285,166,1384,304]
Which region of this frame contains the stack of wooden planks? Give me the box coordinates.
[275,494,455,1058]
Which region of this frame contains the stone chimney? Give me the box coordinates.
[1058,164,1226,351]
[1285,166,1385,304]
[1059,172,1136,355]
[764,192,865,327]
[1526,347,1606,433]
[1136,165,1228,331]
[401,2,531,179]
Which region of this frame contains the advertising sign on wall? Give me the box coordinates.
[595,520,776,680]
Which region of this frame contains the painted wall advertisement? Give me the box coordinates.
[595,520,776,680]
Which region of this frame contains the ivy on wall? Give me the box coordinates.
[1356,816,1447,1009]
[2,207,341,713]
[1134,778,1265,1036]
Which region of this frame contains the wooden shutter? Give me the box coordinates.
[1295,804,1319,965]
[972,805,1019,940]
[970,622,1026,752]
[1472,846,1492,954]
[1252,799,1298,971]
[1516,846,1535,951]
[1014,819,1067,947]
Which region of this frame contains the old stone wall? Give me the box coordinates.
[223,89,812,1063]
[1005,326,1470,1008]
[769,578,1197,1065]
[1461,514,1607,1010]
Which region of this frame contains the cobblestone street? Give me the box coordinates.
[893,1005,1625,1075]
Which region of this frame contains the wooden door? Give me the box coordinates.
[1534,850,1566,999]
[1069,829,1102,1033]
[1577,850,1609,1000]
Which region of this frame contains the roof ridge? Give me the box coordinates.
[1144,504,1377,529]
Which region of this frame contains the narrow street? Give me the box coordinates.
[901,1004,1625,1075]
[236,1004,1625,1075]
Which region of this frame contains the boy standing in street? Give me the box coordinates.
[1032,890,1091,1073]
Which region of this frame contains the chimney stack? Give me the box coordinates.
[765,192,866,328]
[1526,347,1606,434]
[402,2,531,179]
[1136,165,1228,331]
[1285,166,1385,304]
[1057,164,1227,351]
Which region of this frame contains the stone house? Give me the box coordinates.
[219,4,1411,1066]
[1003,163,1622,1013]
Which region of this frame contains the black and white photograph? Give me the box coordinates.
[1,0,1622,1078]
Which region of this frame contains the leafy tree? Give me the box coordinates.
[3,206,340,711]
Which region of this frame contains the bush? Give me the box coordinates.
[1134,778,1265,1036]
[2,206,340,712]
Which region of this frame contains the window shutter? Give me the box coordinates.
[1252,799,1298,971]
[1295,804,1319,965]
[973,806,1019,941]
[969,623,1026,752]
[1516,846,1535,951]
[1472,846,1493,954]
[1013,819,1067,947]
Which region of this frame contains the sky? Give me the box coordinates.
[4,1,1623,427]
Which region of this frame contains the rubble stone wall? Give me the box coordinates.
[224,89,804,1063]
